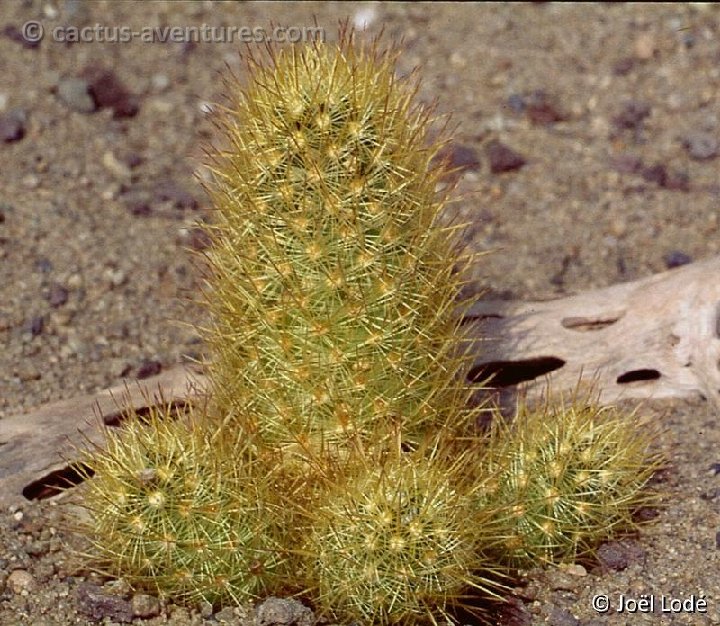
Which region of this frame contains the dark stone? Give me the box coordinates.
[155,180,198,210]
[612,57,636,76]
[255,597,314,626]
[80,65,139,118]
[124,152,143,168]
[497,597,533,626]
[611,153,644,174]
[663,250,692,269]
[613,101,651,131]
[75,583,134,623]
[507,93,526,114]
[642,163,667,186]
[35,257,53,273]
[47,283,69,308]
[596,540,645,571]
[122,190,152,216]
[663,169,690,191]
[437,144,481,172]
[524,90,567,125]
[2,23,41,49]
[711,462,720,475]
[683,132,718,161]
[548,607,580,626]
[25,315,44,337]
[187,226,212,251]
[136,359,162,380]
[486,140,527,174]
[0,109,26,142]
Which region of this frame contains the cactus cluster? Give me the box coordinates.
[72,29,665,625]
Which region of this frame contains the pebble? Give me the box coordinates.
[131,593,161,619]
[437,144,481,172]
[22,173,40,189]
[6,569,36,594]
[683,132,718,160]
[612,100,651,131]
[57,77,96,113]
[486,139,527,174]
[155,179,199,210]
[548,606,580,626]
[255,597,315,626]
[80,65,139,118]
[122,189,152,216]
[634,32,656,60]
[176,225,212,251]
[102,150,132,179]
[46,283,69,308]
[200,601,214,618]
[612,57,635,76]
[546,569,583,592]
[663,250,692,269]
[25,315,44,337]
[15,363,41,382]
[1,23,41,49]
[150,73,170,92]
[524,90,566,125]
[104,268,128,288]
[596,540,645,571]
[0,108,26,142]
[75,582,134,623]
[136,359,162,379]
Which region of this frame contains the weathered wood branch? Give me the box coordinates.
[464,255,720,408]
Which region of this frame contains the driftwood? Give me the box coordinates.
[2,256,719,507]
[464,255,720,408]
[0,365,206,508]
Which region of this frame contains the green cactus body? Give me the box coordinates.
[302,430,504,625]
[202,34,474,451]
[478,394,663,567]
[77,405,288,606]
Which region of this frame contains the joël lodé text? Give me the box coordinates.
[615,593,708,614]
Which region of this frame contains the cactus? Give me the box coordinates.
[74,402,289,606]
[477,390,664,568]
[200,30,477,452]
[299,424,506,625]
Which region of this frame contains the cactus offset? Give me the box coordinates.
[477,391,664,568]
[75,403,288,606]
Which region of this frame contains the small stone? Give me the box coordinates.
[596,540,645,571]
[506,93,526,114]
[80,65,139,118]
[564,563,587,577]
[524,90,566,125]
[25,315,44,337]
[151,73,170,91]
[548,606,580,626]
[0,108,26,142]
[2,23,41,49]
[57,77,96,114]
[663,169,690,191]
[122,189,152,216]
[611,154,643,175]
[547,569,582,592]
[155,179,198,210]
[105,268,128,288]
[613,101,651,131]
[199,601,214,618]
[683,132,718,161]
[215,607,240,623]
[76,583,134,623]
[47,283,69,308]
[177,225,212,251]
[663,250,692,269]
[15,363,41,382]
[612,57,635,76]
[131,593,161,619]
[634,32,656,60]
[642,163,667,186]
[22,173,40,189]
[436,144,481,172]
[35,257,53,273]
[486,139,526,174]
[136,359,162,380]
[6,569,36,594]
[102,150,132,179]
[24,540,49,557]
[255,597,314,626]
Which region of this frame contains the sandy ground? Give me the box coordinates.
[1,2,720,624]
